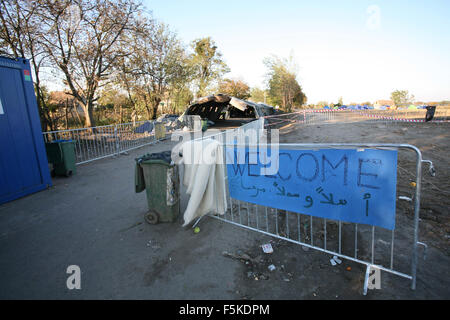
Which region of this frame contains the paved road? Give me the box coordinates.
[0,140,255,299]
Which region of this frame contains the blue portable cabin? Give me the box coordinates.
[0,56,52,205]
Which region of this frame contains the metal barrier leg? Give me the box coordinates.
[363,264,372,296]
[417,242,428,261]
[192,216,203,229]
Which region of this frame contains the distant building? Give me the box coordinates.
[373,99,394,109]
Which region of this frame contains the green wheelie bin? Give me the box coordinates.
[135,151,180,224]
[45,139,76,177]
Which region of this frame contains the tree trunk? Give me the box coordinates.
[131,110,136,126]
[144,103,151,120]
[82,102,96,128]
[72,101,83,127]
[151,97,161,120]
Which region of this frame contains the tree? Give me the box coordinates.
[168,86,193,114]
[316,101,328,108]
[37,0,141,127]
[391,90,414,108]
[121,20,192,119]
[1,0,194,127]
[249,87,268,104]
[97,87,130,123]
[218,78,251,100]
[264,55,306,112]
[0,0,54,130]
[190,37,229,97]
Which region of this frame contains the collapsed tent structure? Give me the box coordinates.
[183,94,276,129]
[134,94,281,135]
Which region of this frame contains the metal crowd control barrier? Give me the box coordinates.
[42,117,201,165]
[197,124,434,294]
[261,109,450,128]
[43,121,162,164]
[267,109,450,127]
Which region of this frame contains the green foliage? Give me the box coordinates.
[316,101,329,108]
[218,78,251,100]
[263,55,306,112]
[114,19,194,119]
[97,88,129,110]
[169,86,194,114]
[249,87,268,104]
[190,37,230,97]
[391,90,414,107]
[34,85,54,111]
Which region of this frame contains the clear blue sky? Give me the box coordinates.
[143,0,450,104]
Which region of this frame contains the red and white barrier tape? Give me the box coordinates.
[353,111,450,123]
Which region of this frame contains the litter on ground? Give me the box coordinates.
[261,243,273,254]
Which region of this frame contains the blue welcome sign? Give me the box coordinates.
[226,148,398,230]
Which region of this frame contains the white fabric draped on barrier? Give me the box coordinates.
[178,139,227,226]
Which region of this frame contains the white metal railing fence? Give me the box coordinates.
[262,108,450,128]
[42,117,202,165]
[43,121,161,164]
[42,109,448,165]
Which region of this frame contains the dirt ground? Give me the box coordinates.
[0,118,448,300]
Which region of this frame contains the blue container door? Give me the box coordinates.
[0,65,44,201]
